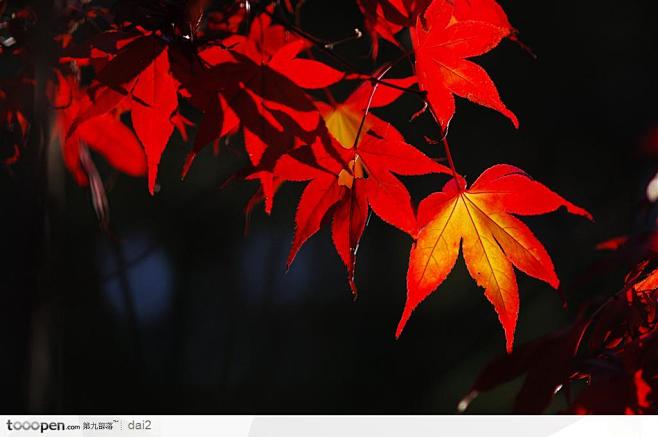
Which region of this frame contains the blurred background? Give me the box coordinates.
[2,0,658,413]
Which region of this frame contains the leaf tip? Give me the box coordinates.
[148,167,158,195]
[395,307,413,339]
[286,247,298,273]
[264,197,274,216]
[505,333,514,354]
[507,111,520,129]
[181,152,197,180]
[549,275,560,291]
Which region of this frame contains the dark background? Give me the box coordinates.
[2,0,658,413]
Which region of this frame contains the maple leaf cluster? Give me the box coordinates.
[0,0,591,353]
[2,0,607,401]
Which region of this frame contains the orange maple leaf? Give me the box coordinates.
[398,165,592,351]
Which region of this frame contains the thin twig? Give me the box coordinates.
[261,3,425,97]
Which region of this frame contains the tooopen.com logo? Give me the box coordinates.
[6,420,77,433]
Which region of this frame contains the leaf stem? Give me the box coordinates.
[441,136,460,184]
[425,103,461,186]
[351,64,396,150]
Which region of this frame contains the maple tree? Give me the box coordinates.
[2,0,656,413]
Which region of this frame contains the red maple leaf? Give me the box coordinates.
[66,31,180,193]
[184,11,345,213]
[129,38,179,193]
[276,125,449,292]
[412,0,518,130]
[53,71,146,185]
